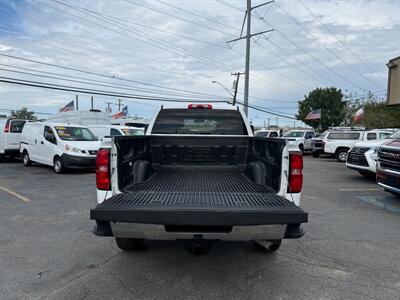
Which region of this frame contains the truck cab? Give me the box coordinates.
[90,104,308,254]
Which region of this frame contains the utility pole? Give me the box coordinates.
[231,72,245,106]
[244,0,251,116]
[91,96,94,110]
[105,101,113,113]
[226,0,274,116]
[276,116,278,126]
[75,95,79,110]
[267,118,270,129]
[117,99,122,111]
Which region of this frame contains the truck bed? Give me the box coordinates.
[91,166,307,226]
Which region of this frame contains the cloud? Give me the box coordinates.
[0,0,398,126]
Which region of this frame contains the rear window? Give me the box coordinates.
[151,109,247,135]
[327,132,360,140]
[255,131,269,137]
[10,120,26,133]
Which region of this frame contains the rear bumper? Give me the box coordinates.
[92,221,305,240]
[91,192,308,240]
[60,154,96,168]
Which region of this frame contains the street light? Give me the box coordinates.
[212,80,234,97]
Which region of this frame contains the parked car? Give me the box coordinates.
[323,129,392,162]
[88,125,144,141]
[90,104,308,254]
[376,130,400,196]
[311,131,328,157]
[346,130,396,177]
[254,129,281,138]
[46,110,110,126]
[282,130,315,152]
[0,118,27,161]
[20,122,101,173]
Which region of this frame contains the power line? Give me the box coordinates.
[0,53,230,99]
[0,65,229,101]
[276,2,384,90]
[45,0,301,99]
[237,101,297,120]
[0,76,231,104]
[298,0,384,79]
[218,0,366,92]
[155,0,239,31]
[124,0,237,37]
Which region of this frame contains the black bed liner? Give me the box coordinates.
[91,166,308,226]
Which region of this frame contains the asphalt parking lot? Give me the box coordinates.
[1,156,400,300]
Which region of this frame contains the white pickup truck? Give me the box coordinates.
[282,130,316,152]
[90,104,308,255]
[324,129,393,162]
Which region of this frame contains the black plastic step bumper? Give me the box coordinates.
[90,192,308,227]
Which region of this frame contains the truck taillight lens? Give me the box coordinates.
[4,120,10,133]
[96,149,110,190]
[188,104,212,109]
[288,152,303,193]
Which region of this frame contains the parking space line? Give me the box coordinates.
[338,188,381,191]
[0,184,30,202]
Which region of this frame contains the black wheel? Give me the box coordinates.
[299,144,304,153]
[115,237,144,251]
[184,239,212,255]
[53,157,64,174]
[312,152,320,158]
[254,240,282,253]
[358,170,375,178]
[336,149,349,162]
[22,151,32,166]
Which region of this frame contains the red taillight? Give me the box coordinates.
[4,120,10,133]
[188,104,212,109]
[96,149,110,190]
[288,152,303,193]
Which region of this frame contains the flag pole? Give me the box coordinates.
[319,108,322,132]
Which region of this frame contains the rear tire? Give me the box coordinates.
[23,151,32,167]
[299,144,304,153]
[254,239,282,253]
[336,149,349,162]
[115,237,144,251]
[312,152,320,158]
[53,157,64,174]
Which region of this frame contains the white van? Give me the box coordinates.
[46,110,110,126]
[0,118,27,160]
[20,122,101,173]
[88,125,144,141]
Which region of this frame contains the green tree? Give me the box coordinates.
[297,87,346,131]
[363,101,400,128]
[10,107,36,120]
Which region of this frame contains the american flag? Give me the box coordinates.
[59,101,74,113]
[305,109,321,120]
[353,107,364,122]
[111,105,128,119]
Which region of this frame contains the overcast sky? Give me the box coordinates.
[0,0,399,126]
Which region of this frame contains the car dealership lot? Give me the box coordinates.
[1,157,400,300]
